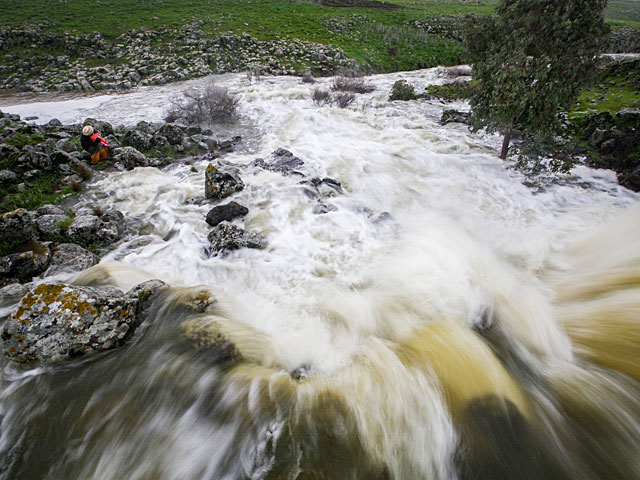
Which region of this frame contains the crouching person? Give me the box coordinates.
[81,125,110,164]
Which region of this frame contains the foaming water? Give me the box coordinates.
[1,69,639,479]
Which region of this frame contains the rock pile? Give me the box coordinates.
[0,22,356,93]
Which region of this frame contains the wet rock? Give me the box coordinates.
[47,118,63,128]
[205,201,249,227]
[207,221,266,255]
[0,209,36,245]
[0,283,29,307]
[313,203,338,215]
[440,109,471,125]
[252,148,304,176]
[0,241,51,282]
[44,243,98,276]
[181,318,239,363]
[1,283,140,363]
[204,163,244,200]
[125,279,169,316]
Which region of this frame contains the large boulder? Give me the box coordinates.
[207,221,266,255]
[1,283,140,363]
[204,163,244,200]
[121,129,153,151]
[44,243,98,276]
[67,208,125,247]
[205,201,249,227]
[0,209,36,246]
[111,146,150,170]
[158,123,185,145]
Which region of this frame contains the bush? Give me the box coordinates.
[302,71,316,84]
[389,80,417,101]
[334,93,356,109]
[331,76,375,94]
[312,88,332,106]
[165,84,239,124]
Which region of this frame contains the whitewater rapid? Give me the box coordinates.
[1,68,639,480]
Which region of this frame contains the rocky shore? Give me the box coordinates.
[0,21,356,93]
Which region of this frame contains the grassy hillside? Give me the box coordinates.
[0,0,638,75]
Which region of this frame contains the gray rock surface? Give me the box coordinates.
[204,163,244,200]
[44,243,98,276]
[0,209,36,245]
[207,221,266,255]
[205,201,249,227]
[1,283,139,363]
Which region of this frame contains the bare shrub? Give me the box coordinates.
[165,84,239,124]
[331,76,375,94]
[334,93,356,109]
[312,88,332,106]
[72,161,93,180]
[302,71,316,84]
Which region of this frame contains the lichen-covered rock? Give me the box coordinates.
[67,208,125,247]
[112,146,149,170]
[1,283,139,363]
[158,123,185,145]
[181,317,239,363]
[204,163,244,200]
[35,214,68,237]
[44,243,98,276]
[207,221,266,255]
[125,279,169,316]
[0,209,36,246]
[205,201,249,227]
[121,129,153,151]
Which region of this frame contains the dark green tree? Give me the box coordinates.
[466,0,609,160]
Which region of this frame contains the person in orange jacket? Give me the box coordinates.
[81,125,110,164]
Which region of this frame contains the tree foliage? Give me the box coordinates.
[466,0,609,159]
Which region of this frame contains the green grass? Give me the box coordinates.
[0,174,75,214]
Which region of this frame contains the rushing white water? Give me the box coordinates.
[1,68,639,479]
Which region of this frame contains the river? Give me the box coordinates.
[1,68,639,479]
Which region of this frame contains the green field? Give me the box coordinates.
[0,0,638,73]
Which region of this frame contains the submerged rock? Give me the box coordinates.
[207,221,266,255]
[1,283,140,363]
[252,148,305,176]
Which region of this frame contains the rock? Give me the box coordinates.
[617,108,640,129]
[0,241,51,282]
[122,129,153,151]
[205,201,249,227]
[622,164,640,191]
[252,148,305,176]
[204,163,244,200]
[35,214,68,237]
[67,208,125,247]
[125,279,169,314]
[0,143,20,159]
[55,138,77,153]
[0,283,29,307]
[112,146,149,170]
[159,123,185,145]
[589,128,609,148]
[600,138,617,155]
[207,221,266,255]
[46,118,63,128]
[49,150,74,166]
[440,109,471,125]
[0,169,19,185]
[36,204,66,216]
[181,318,238,363]
[44,243,98,276]
[1,283,140,363]
[83,118,114,137]
[0,209,36,246]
